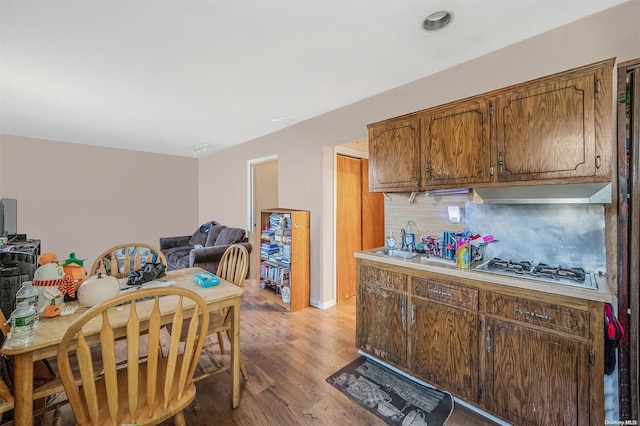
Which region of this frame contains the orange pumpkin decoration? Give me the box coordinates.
[43,299,61,318]
[62,253,88,291]
[63,264,88,288]
[38,252,58,265]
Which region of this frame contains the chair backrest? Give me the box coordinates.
[0,310,9,338]
[216,244,249,287]
[57,286,209,425]
[0,310,14,408]
[90,243,167,279]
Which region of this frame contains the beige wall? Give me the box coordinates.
[197,1,640,307]
[0,2,637,307]
[0,135,199,264]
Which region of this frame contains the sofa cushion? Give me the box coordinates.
[204,225,226,247]
[164,246,193,271]
[189,221,215,246]
[215,227,246,246]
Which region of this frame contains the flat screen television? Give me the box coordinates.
[0,198,17,237]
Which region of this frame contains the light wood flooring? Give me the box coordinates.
[45,279,498,426]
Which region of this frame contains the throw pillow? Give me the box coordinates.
[215,228,246,246]
[205,225,227,247]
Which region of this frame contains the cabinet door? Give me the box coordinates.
[420,99,491,188]
[368,118,420,192]
[484,318,591,425]
[495,73,598,181]
[356,282,407,367]
[410,298,478,401]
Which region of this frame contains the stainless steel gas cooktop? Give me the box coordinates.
[474,257,599,290]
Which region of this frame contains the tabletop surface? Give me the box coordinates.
[1,267,243,358]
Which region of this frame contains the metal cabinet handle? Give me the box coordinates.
[411,305,415,325]
[498,153,504,175]
[424,160,430,179]
[486,326,492,352]
[515,308,552,321]
[401,300,405,322]
[428,288,452,298]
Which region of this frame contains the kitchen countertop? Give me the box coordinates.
[355,248,614,304]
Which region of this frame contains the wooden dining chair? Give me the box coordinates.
[170,243,249,382]
[198,244,249,381]
[90,243,167,279]
[56,286,209,426]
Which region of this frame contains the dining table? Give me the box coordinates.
[1,267,244,426]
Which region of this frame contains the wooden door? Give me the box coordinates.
[410,298,478,401]
[337,156,384,302]
[420,99,491,188]
[368,118,421,192]
[484,318,590,425]
[361,158,385,250]
[620,61,640,420]
[337,155,361,301]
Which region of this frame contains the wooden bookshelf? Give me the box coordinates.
[259,208,309,312]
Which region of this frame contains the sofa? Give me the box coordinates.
[160,222,252,274]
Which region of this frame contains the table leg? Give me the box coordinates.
[230,297,241,408]
[13,352,34,426]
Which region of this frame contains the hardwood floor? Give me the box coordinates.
[48,279,499,425]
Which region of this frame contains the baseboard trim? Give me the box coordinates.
[310,298,336,310]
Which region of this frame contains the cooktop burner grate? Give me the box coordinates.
[476,257,597,289]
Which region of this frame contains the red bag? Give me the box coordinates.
[604,303,624,375]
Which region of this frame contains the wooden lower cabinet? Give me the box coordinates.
[356,263,408,367]
[355,259,604,425]
[409,298,479,401]
[484,319,591,425]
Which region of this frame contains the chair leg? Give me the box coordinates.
[240,362,249,381]
[217,331,225,354]
[173,410,186,426]
[224,329,249,381]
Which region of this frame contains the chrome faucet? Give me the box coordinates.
[400,228,406,250]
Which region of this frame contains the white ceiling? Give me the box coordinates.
[0,0,630,157]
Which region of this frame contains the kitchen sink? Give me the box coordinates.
[372,249,420,259]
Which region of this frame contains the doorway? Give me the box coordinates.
[336,152,384,302]
[248,157,278,280]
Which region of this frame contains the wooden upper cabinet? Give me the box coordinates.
[420,99,491,188]
[494,59,613,182]
[366,58,614,192]
[368,118,421,192]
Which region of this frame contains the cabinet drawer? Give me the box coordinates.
[486,292,589,338]
[413,278,478,310]
[360,264,407,292]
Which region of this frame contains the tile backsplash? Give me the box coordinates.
[383,191,471,241]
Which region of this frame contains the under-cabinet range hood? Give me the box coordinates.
[473,182,612,204]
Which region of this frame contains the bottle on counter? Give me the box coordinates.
[16,280,39,328]
[16,280,39,306]
[404,220,416,251]
[386,231,396,250]
[8,301,37,346]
